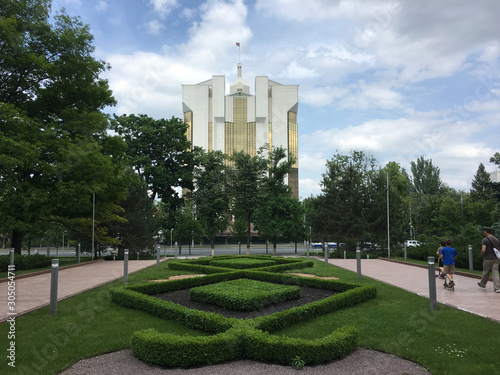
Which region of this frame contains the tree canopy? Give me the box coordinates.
[110,114,195,204]
[0,0,124,253]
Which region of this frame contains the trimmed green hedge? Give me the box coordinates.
[0,254,52,272]
[243,325,358,365]
[111,262,377,368]
[190,279,301,311]
[209,258,276,269]
[131,328,242,367]
[167,256,314,274]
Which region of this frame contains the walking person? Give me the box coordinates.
[436,241,446,279]
[477,228,500,293]
[440,239,458,289]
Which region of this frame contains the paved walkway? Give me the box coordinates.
[0,258,167,323]
[330,258,500,322]
[1,257,499,324]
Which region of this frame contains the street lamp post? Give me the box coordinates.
[92,192,95,261]
[170,228,173,256]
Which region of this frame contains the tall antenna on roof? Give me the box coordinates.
[236,42,240,63]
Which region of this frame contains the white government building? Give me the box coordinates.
[182,63,299,198]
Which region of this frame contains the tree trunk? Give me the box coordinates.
[11,229,23,254]
[246,212,251,255]
[272,235,277,256]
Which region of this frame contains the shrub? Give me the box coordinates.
[0,254,52,272]
[190,279,301,311]
[111,260,377,369]
[209,258,276,269]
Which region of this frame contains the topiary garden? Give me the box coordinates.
[110,255,377,368]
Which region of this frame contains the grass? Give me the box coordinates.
[1,258,499,374]
[281,260,500,374]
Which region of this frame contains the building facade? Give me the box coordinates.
[182,64,299,198]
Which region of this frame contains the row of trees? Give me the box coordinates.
[305,150,500,254]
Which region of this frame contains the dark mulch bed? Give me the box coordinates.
[155,285,337,319]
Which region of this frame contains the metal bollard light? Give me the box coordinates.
[77,243,81,263]
[468,245,473,271]
[156,245,160,268]
[324,243,328,266]
[356,249,362,279]
[9,248,14,266]
[428,256,437,310]
[123,250,129,283]
[50,259,59,315]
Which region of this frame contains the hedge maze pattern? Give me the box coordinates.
[110,256,377,368]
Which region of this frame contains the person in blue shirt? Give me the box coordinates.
[440,239,458,288]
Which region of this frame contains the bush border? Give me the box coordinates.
[110,262,376,368]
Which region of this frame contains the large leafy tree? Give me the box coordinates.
[0,1,123,253]
[191,150,229,255]
[110,114,195,205]
[227,149,268,254]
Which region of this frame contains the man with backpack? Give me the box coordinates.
[477,228,500,293]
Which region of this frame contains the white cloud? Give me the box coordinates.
[255,0,397,23]
[301,86,348,107]
[95,1,107,12]
[149,0,178,19]
[178,0,252,69]
[282,61,318,80]
[105,52,210,118]
[145,19,165,35]
[299,178,322,199]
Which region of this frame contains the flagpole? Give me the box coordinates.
[236,42,240,63]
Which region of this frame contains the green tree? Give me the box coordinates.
[173,202,202,255]
[117,176,157,257]
[230,216,248,254]
[410,156,442,195]
[253,147,304,255]
[0,2,123,253]
[471,163,493,201]
[319,151,376,252]
[110,114,195,204]
[192,150,229,256]
[227,150,268,254]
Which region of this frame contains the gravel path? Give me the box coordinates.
[61,347,430,374]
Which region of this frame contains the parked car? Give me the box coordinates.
[406,240,422,247]
[311,242,337,248]
[356,242,372,250]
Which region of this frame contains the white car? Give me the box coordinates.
[406,240,422,247]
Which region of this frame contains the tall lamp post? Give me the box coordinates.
[170,228,173,255]
[386,172,390,258]
[91,192,95,261]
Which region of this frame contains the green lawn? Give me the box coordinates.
[1,258,499,374]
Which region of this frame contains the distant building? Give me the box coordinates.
[490,170,500,183]
[182,64,299,198]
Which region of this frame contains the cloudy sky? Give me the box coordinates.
[51,0,500,198]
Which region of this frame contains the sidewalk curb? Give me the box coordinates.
[378,257,492,282]
[0,259,105,283]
